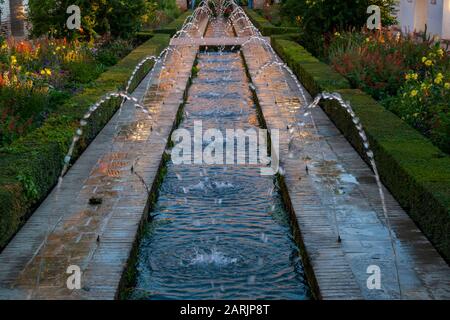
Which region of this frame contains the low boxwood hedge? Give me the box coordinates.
[244,9,298,36]
[0,34,171,250]
[271,37,450,262]
[154,11,193,36]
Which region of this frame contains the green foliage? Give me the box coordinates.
[327,31,449,154]
[244,9,298,36]
[154,10,193,36]
[281,0,397,31]
[280,0,397,56]
[65,60,105,84]
[94,39,135,67]
[328,31,426,100]
[271,37,450,262]
[191,65,200,78]
[28,0,148,39]
[16,173,39,201]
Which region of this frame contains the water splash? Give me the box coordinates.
[189,247,238,267]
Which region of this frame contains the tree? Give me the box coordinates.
[28,0,148,39]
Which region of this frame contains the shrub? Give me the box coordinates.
[93,39,135,67]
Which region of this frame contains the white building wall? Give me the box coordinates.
[398,0,417,33]
[397,0,449,40]
[1,1,11,35]
[414,0,428,31]
[1,1,11,22]
[443,0,450,39]
[427,0,444,36]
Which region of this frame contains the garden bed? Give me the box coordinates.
[271,37,450,262]
[0,34,171,250]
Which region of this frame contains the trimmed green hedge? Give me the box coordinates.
[154,11,193,36]
[0,34,170,250]
[271,38,450,262]
[244,9,298,36]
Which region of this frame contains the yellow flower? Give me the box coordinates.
[365,37,370,43]
[424,59,433,67]
[334,32,341,37]
[445,82,450,89]
[434,73,444,85]
[10,55,17,65]
[437,48,444,57]
[45,68,52,76]
[410,90,418,97]
[422,56,427,63]
[40,69,46,75]
[405,73,418,81]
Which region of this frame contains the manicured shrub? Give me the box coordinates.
[28,0,149,39]
[93,38,135,67]
[327,30,450,153]
[154,11,193,36]
[244,9,298,36]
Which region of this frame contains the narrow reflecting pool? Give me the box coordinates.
[129,42,311,300]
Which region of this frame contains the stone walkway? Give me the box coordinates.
[0,9,449,300]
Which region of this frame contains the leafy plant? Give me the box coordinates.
[28,0,149,39]
[16,173,39,201]
[328,30,431,100]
